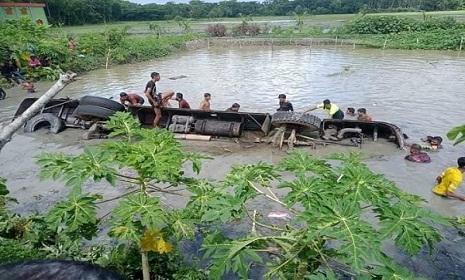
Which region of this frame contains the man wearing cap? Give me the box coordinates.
[277,94,294,112]
[304,99,344,119]
[120,92,145,106]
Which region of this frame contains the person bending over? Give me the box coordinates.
[226,103,240,112]
[304,99,344,119]
[433,157,465,201]
[145,71,174,127]
[404,143,431,163]
[120,92,144,106]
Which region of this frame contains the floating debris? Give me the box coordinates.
[168,75,187,80]
[267,211,291,220]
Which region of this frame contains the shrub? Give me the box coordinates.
[345,15,464,35]
[345,16,419,34]
[0,238,47,263]
[231,23,261,36]
[206,24,227,37]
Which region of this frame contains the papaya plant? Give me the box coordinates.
[37,112,207,279]
[196,152,449,279]
[34,112,448,279]
[447,124,465,145]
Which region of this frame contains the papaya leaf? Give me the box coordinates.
[376,202,443,255]
[447,125,465,146]
[37,147,118,188]
[202,238,264,280]
[222,162,281,200]
[105,112,141,141]
[108,222,140,242]
[46,192,99,240]
[280,149,333,175]
[167,209,196,240]
[113,193,165,229]
[184,152,212,174]
[370,253,422,279]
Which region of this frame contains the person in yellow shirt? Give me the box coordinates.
[304,99,344,119]
[432,157,465,200]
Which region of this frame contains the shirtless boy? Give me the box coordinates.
[199,93,211,111]
[120,92,144,106]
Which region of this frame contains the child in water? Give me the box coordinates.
[22,80,36,93]
[420,136,443,150]
[405,144,431,163]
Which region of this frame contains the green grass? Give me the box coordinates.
[50,10,465,35]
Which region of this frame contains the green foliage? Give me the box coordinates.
[0,178,8,196]
[346,15,464,34]
[46,192,99,241]
[193,150,448,279]
[0,18,48,61]
[149,22,169,39]
[24,66,63,81]
[175,16,193,34]
[42,0,465,26]
[447,124,465,145]
[292,11,309,33]
[0,238,47,263]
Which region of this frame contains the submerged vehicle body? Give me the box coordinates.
[13,97,406,148]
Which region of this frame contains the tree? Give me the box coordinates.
[292,11,309,33]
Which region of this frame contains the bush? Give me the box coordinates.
[419,16,463,31]
[346,16,419,34]
[206,24,227,37]
[345,15,464,35]
[0,238,47,263]
[231,23,261,36]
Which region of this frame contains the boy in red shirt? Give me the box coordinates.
[175,92,190,109]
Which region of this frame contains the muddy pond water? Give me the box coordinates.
[1,45,465,278]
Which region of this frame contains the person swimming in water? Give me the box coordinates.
[22,80,36,93]
[421,136,443,150]
[404,143,431,163]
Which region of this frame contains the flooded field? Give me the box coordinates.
[1,45,465,278]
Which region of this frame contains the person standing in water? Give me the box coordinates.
[433,157,465,201]
[304,99,344,119]
[175,92,190,109]
[357,108,373,122]
[277,94,293,111]
[199,93,211,111]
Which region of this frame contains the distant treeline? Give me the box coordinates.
[8,0,465,25]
